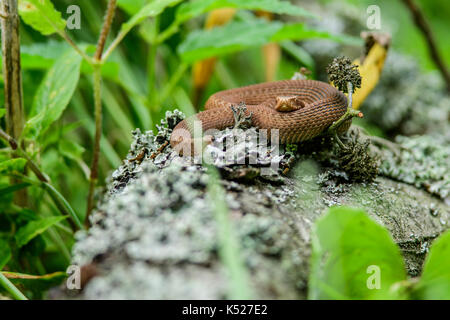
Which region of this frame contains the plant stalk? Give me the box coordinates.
[0,272,27,300]
[85,66,103,226]
[1,0,27,206]
[86,0,118,226]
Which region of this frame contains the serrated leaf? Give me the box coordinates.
[176,0,316,23]
[0,159,27,175]
[413,231,450,299]
[15,216,67,248]
[0,239,11,270]
[19,0,66,35]
[178,20,361,63]
[309,206,407,300]
[24,50,82,140]
[121,0,182,34]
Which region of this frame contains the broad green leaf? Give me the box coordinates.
[178,20,361,63]
[0,108,5,119]
[271,23,362,46]
[19,0,66,35]
[0,159,27,175]
[15,216,67,248]
[0,239,11,270]
[118,0,149,15]
[59,140,85,161]
[179,20,282,63]
[24,50,82,140]
[309,206,407,300]
[20,41,68,70]
[121,0,183,34]
[176,0,316,23]
[413,231,450,299]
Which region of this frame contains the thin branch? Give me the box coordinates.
[31,3,94,64]
[95,0,117,61]
[58,30,94,64]
[328,82,363,133]
[85,66,102,226]
[402,0,450,92]
[85,1,118,226]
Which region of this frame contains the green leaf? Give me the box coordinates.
[24,50,82,140]
[309,206,407,300]
[121,0,183,34]
[0,239,11,270]
[176,0,316,23]
[179,20,282,63]
[117,0,149,15]
[20,41,68,70]
[15,216,68,248]
[413,231,450,299]
[0,183,31,198]
[58,140,85,162]
[0,108,5,119]
[0,159,27,175]
[18,0,66,35]
[178,20,361,63]
[271,23,362,46]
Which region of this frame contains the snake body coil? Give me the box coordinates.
[170,80,349,154]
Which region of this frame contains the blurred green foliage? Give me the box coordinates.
[310,207,450,300]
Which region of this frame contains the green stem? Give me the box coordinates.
[328,82,362,133]
[147,16,160,103]
[11,174,83,230]
[0,272,28,300]
[156,22,179,44]
[35,7,93,64]
[85,65,103,226]
[46,227,71,263]
[159,63,189,104]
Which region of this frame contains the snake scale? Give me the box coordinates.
[170,79,349,154]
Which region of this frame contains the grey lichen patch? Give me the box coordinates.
[62,84,448,299]
[379,134,450,202]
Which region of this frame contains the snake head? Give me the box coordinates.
[275,96,306,112]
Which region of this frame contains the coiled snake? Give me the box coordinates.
[170,79,349,155]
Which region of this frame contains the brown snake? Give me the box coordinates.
[170,79,349,154]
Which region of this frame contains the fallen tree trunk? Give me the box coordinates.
[51,119,448,300]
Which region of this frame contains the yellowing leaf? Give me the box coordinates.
[193,8,236,89]
[352,43,389,110]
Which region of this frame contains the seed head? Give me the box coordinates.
[327,56,362,93]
